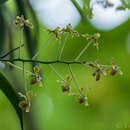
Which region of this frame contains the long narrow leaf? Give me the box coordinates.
[0,0,7,5]
[0,72,23,130]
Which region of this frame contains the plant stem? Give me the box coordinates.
[75,40,92,61]
[1,58,88,65]
[71,0,87,23]
[19,28,23,59]
[32,35,53,60]
[0,44,24,59]
[7,62,34,75]
[68,64,82,96]
[22,62,28,92]
[48,64,65,82]
[58,34,69,60]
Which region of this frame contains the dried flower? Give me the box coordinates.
[30,66,43,87]
[60,76,72,95]
[88,63,97,68]
[47,27,61,40]
[77,96,88,106]
[92,67,106,81]
[18,91,33,112]
[30,77,37,85]
[110,59,123,76]
[61,85,71,93]
[14,15,33,28]
[61,24,79,37]
[82,33,100,49]
[77,88,88,106]
[110,65,123,76]
[88,62,106,81]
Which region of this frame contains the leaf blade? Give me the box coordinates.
[0,0,7,5]
[0,72,23,130]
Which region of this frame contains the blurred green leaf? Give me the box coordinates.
[0,9,6,56]
[0,72,23,130]
[0,0,7,5]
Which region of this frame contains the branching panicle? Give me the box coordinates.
[2,15,122,110]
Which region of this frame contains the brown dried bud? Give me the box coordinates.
[96,72,101,81]
[30,77,37,85]
[110,69,117,76]
[92,67,105,81]
[88,63,97,68]
[61,24,79,37]
[110,65,123,76]
[18,91,33,112]
[19,101,30,112]
[47,27,61,40]
[61,85,71,93]
[77,96,88,106]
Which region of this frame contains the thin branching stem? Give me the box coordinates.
[0,44,24,59]
[83,62,112,69]
[19,28,23,59]
[0,58,88,65]
[71,0,87,23]
[1,58,112,69]
[7,62,34,75]
[48,64,65,82]
[32,35,54,60]
[75,40,92,61]
[22,61,28,92]
[58,34,69,60]
[68,64,82,96]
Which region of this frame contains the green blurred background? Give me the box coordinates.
[0,0,130,130]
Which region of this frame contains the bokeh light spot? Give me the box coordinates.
[30,0,81,29]
[90,0,130,30]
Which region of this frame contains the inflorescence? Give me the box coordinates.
[0,15,123,112]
